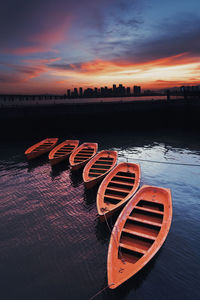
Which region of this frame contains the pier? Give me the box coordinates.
[0,95,200,138]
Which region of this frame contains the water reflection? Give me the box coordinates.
[27,155,49,172]
[83,185,98,206]
[69,168,83,187]
[94,213,120,245]
[104,251,162,300]
[50,161,69,179]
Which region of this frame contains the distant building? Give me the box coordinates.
[94,88,98,97]
[79,87,83,97]
[67,89,71,98]
[126,87,131,96]
[74,88,78,97]
[134,85,141,96]
[65,83,143,99]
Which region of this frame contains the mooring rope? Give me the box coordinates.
[88,283,114,300]
[103,213,125,262]
[89,214,126,299]
[122,157,200,167]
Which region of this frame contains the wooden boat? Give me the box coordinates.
[83,150,118,189]
[97,162,140,221]
[107,185,172,289]
[69,142,98,170]
[25,138,58,160]
[48,140,79,166]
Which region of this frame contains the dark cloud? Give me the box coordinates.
[108,16,200,64]
[0,62,46,85]
[0,73,24,83]
[0,0,142,52]
[47,62,83,71]
[0,0,114,49]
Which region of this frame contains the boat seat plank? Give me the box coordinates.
[92,162,112,167]
[89,167,110,171]
[94,160,113,164]
[78,149,94,152]
[134,205,164,215]
[110,179,134,187]
[128,216,162,227]
[104,194,124,201]
[58,148,73,151]
[74,158,87,161]
[89,171,103,175]
[115,174,136,180]
[92,163,111,168]
[122,228,156,241]
[75,154,92,158]
[55,151,71,155]
[55,151,71,154]
[56,150,72,153]
[119,242,146,255]
[105,186,131,193]
[74,160,85,162]
[88,174,99,177]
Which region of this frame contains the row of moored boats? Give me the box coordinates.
[25,138,172,289]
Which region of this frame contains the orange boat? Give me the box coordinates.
[107,185,172,289]
[97,162,140,221]
[48,139,79,166]
[25,138,58,160]
[83,150,118,189]
[69,142,98,170]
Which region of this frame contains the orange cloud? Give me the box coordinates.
[47,53,200,90]
[1,53,199,94]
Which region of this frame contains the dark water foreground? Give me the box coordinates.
[0,127,200,300]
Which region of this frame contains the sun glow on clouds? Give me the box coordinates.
[0,0,200,93]
[49,55,200,90]
[1,54,199,94]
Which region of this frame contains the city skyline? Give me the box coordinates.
[0,0,200,94]
[67,83,141,98]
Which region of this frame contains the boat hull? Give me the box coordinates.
[25,138,58,160]
[69,143,98,171]
[83,150,118,189]
[97,162,141,221]
[107,185,172,289]
[49,140,79,166]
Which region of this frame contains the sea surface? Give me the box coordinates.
[0,128,200,300]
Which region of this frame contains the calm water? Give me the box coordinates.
[0,95,182,107]
[0,128,200,300]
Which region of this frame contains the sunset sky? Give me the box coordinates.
[0,0,200,94]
